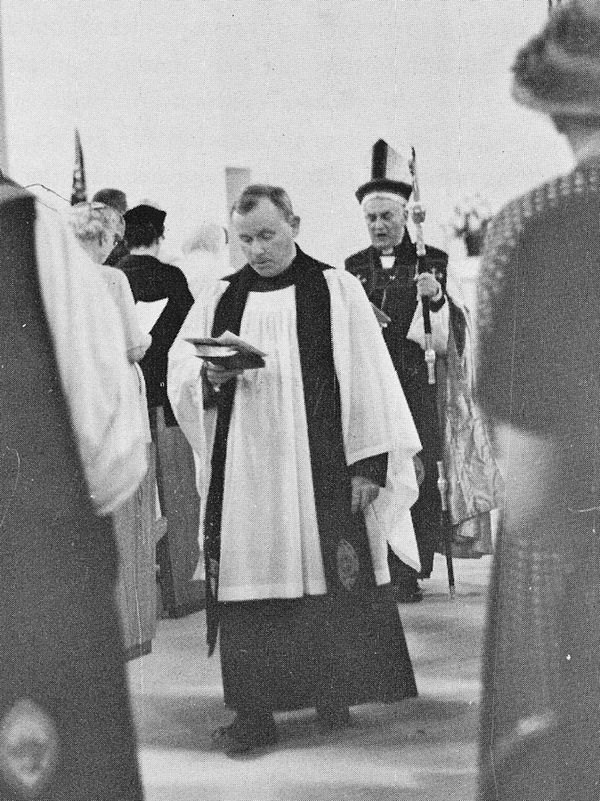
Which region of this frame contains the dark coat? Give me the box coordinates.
[345,236,451,391]
[117,253,194,425]
[0,185,142,800]
[103,237,129,267]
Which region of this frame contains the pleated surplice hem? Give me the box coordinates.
[219,584,417,713]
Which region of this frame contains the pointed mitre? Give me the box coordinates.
[355,139,413,204]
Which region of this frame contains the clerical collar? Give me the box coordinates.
[377,243,401,272]
[377,243,402,259]
[249,247,305,291]
[375,230,414,259]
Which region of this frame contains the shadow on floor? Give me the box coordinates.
[132,692,476,753]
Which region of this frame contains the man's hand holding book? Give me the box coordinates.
[185,331,267,394]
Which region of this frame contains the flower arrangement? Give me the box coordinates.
[450,194,492,256]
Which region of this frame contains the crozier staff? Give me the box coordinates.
[408,147,436,385]
[408,147,455,595]
[346,140,501,602]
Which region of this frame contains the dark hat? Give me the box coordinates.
[92,188,127,215]
[512,0,600,117]
[124,204,166,231]
[356,139,413,204]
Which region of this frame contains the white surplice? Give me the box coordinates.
[168,267,422,601]
[35,203,148,515]
[100,265,153,445]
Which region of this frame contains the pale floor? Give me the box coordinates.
[128,555,493,801]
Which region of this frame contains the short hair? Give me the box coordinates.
[123,204,166,250]
[124,217,164,248]
[231,184,295,224]
[69,202,125,245]
[91,188,127,215]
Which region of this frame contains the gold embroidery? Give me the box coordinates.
[336,539,360,590]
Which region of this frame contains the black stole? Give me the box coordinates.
[203,251,374,654]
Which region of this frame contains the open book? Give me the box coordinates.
[184,330,267,370]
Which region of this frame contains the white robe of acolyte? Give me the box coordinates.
[168,267,422,601]
[36,203,148,515]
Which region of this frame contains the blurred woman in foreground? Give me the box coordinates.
[477,2,600,798]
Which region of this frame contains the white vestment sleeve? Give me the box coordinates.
[326,269,422,574]
[168,282,226,564]
[168,282,227,580]
[406,277,465,355]
[35,203,147,515]
[102,267,152,360]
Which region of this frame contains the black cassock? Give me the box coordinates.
[203,251,418,714]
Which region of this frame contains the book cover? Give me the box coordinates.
[185,330,267,370]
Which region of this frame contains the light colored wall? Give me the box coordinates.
[0,5,9,174]
[1,1,571,265]
[225,167,252,272]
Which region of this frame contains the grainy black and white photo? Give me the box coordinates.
[1,1,598,799]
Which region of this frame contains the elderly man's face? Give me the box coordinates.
[233,198,299,277]
[363,197,408,252]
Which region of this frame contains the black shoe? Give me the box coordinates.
[316,705,352,730]
[392,583,423,603]
[211,713,277,754]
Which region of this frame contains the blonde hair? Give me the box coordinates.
[69,202,125,245]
